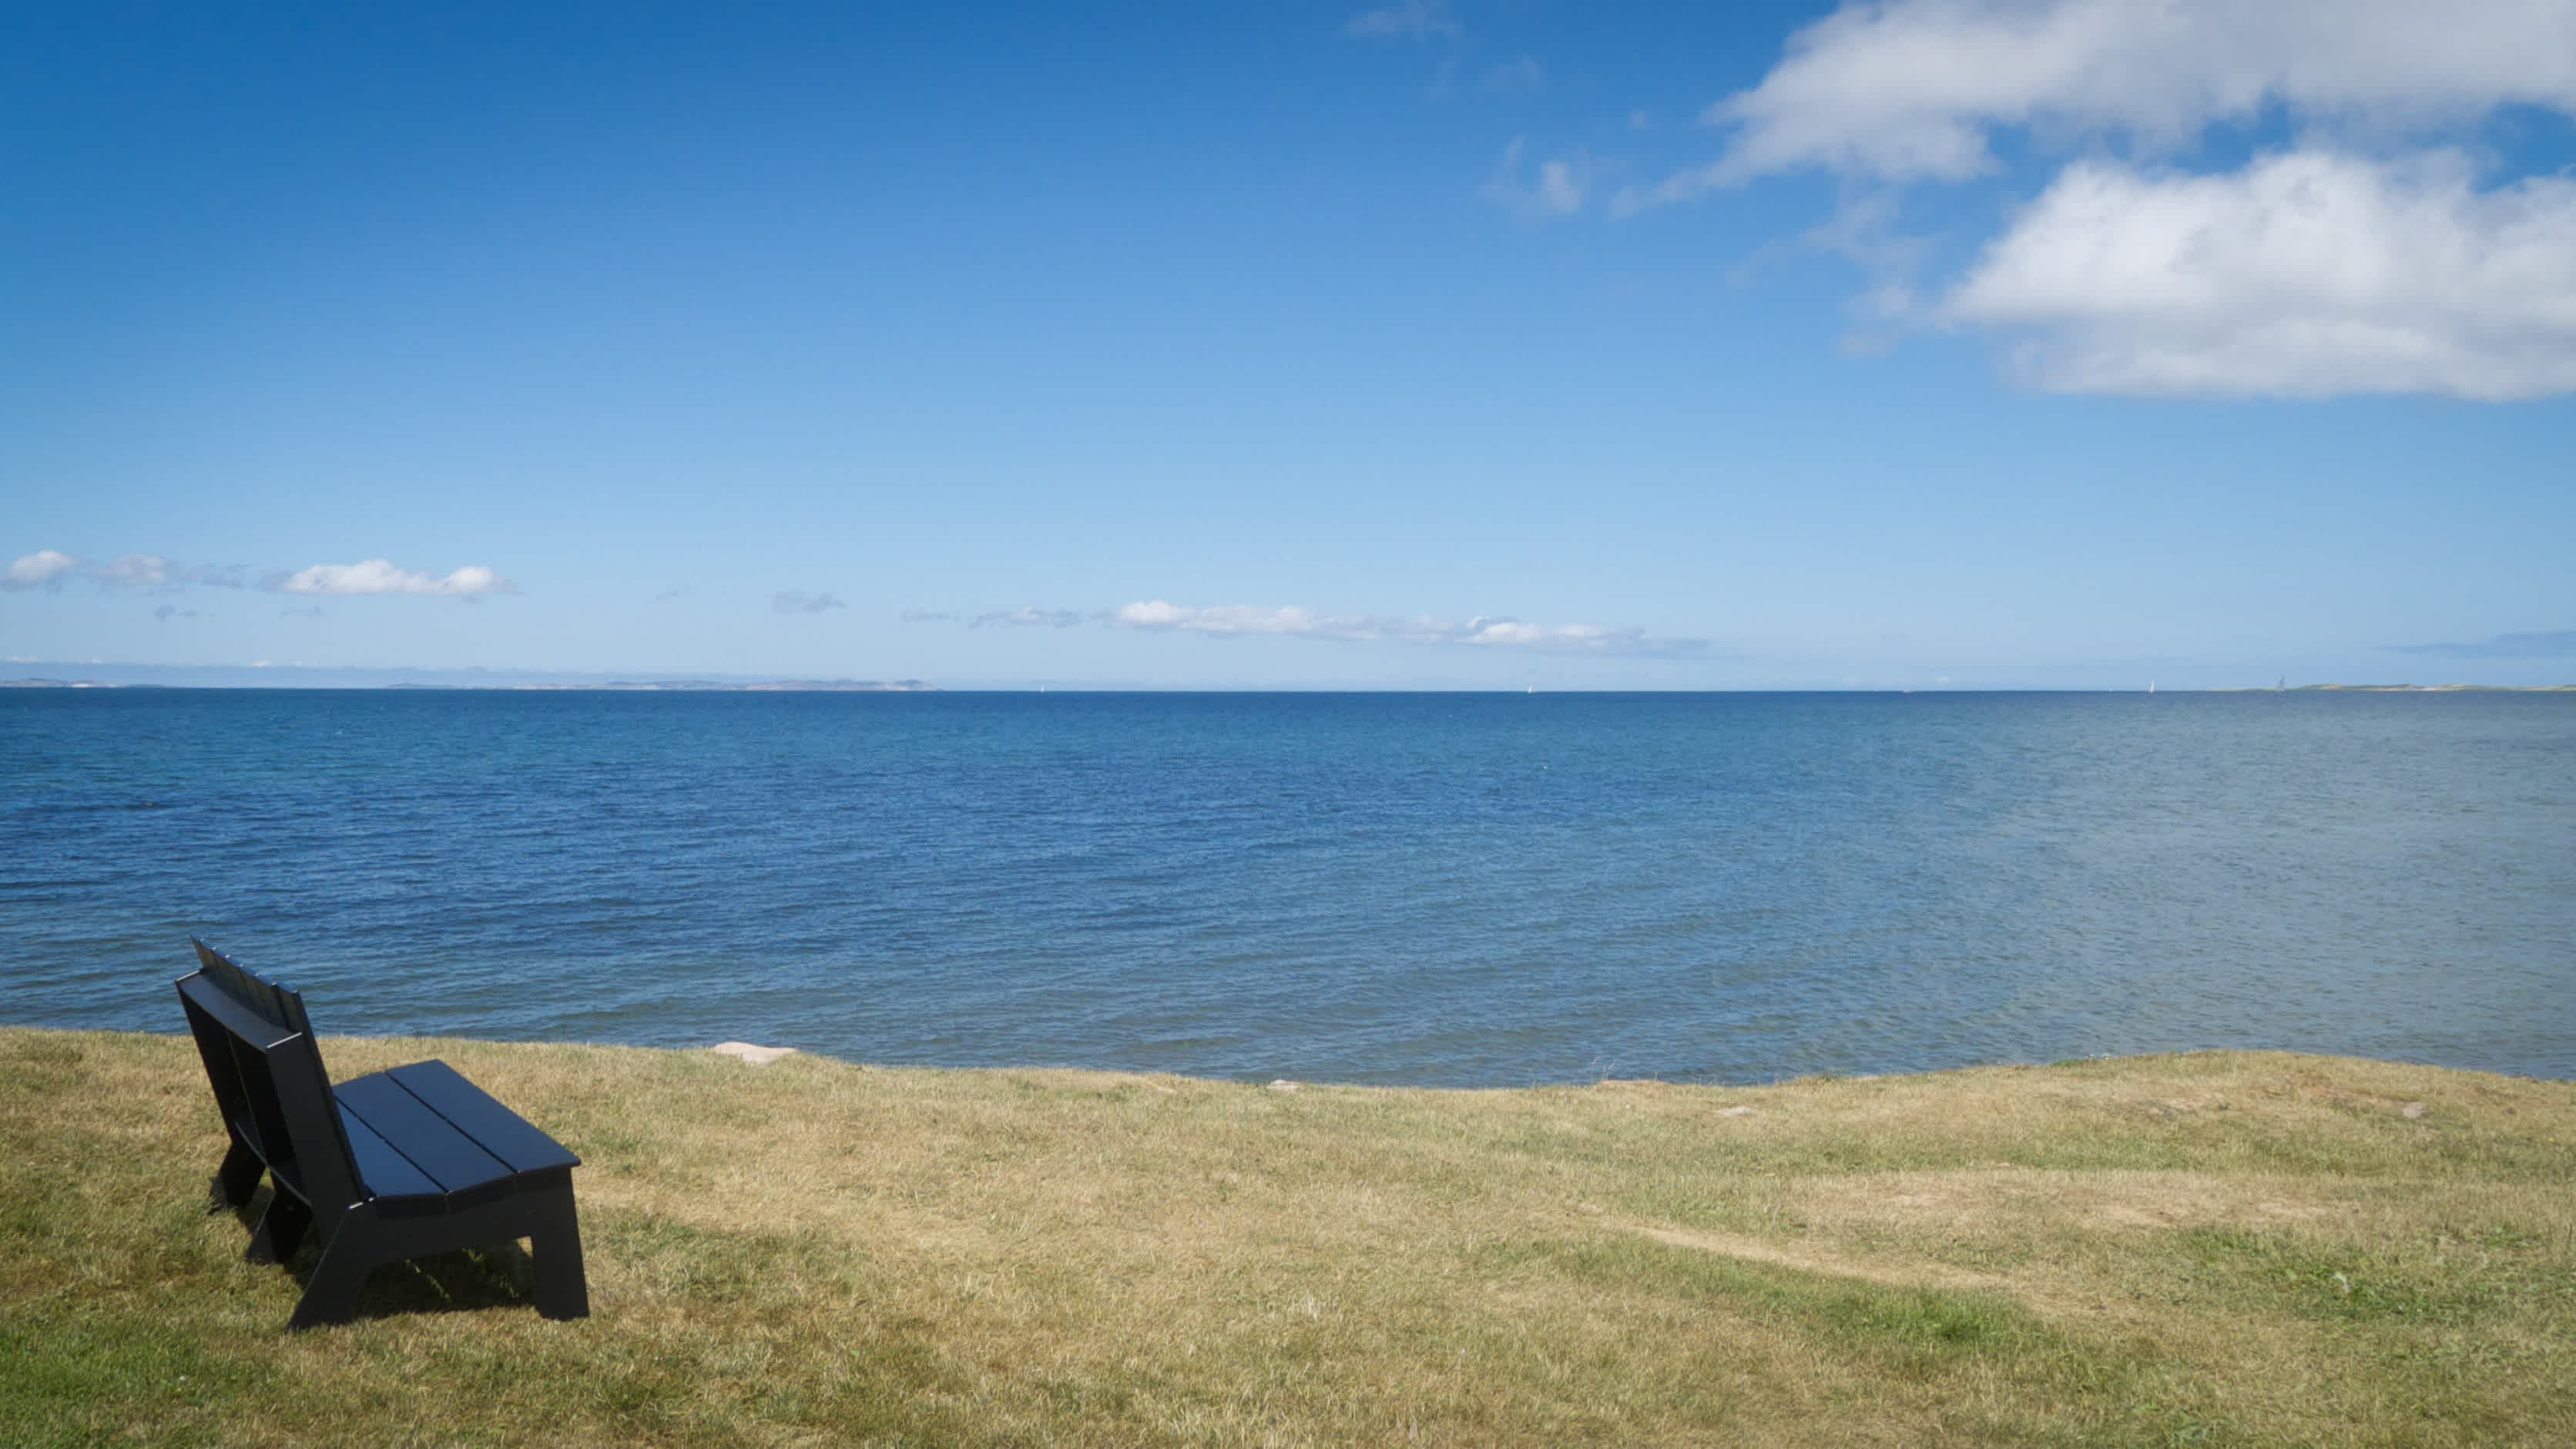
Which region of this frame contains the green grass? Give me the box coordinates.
[2,1029,2571,1445]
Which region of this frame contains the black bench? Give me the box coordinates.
[176,937,589,1330]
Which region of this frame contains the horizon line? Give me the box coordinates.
[10,676,2573,696]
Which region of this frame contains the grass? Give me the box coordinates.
[2,1030,2571,1446]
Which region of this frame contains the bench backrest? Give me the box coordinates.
[177,938,363,1221]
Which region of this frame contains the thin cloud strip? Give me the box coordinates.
[2386,629,2576,659]
[1108,600,1709,657]
[9,548,439,595]
[89,554,250,590]
[1344,1,1458,42]
[972,605,1083,629]
[270,559,518,598]
[92,554,173,588]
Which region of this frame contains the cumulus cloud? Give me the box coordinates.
[1681,0,2576,190]
[4,550,79,591]
[2385,629,2576,659]
[1940,149,2576,398]
[1484,137,1589,216]
[1107,600,1709,657]
[1345,0,1458,41]
[1621,0,2576,397]
[270,559,518,598]
[971,605,1083,629]
[771,590,847,615]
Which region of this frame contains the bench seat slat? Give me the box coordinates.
[183,940,590,1327]
[336,1103,443,1207]
[334,1073,516,1207]
[384,1060,581,1175]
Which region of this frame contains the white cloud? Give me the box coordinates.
[1534,160,1585,215]
[79,554,247,590]
[1345,0,1459,41]
[1107,600,1708,657]
[1112,601,1354,636]
[1692,0,2576,188]
[1483,137,1589,217]
[271,559,518,597]
[92,553,172,588]
[1620,0,2576,397]
[971,605,1083,629]
[4,550,79,590]
[1942,149,2576,399]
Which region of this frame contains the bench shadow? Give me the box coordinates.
[216,1178,545,1323]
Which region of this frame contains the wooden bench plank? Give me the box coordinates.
[384,1060,581,1174]
[183,940,592,1326]
[335,1074,515,1202]
[336,1103,442,1207]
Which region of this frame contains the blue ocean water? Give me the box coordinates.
[4,689,2571,1084]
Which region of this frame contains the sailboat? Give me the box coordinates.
[2148,679,2156,694]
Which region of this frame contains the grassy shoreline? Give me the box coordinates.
[5,1028,2571,1445]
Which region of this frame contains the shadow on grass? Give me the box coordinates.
[215,1179,547,1325]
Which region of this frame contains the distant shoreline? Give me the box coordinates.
[6,678,2573,693]
[0,677,937,692]
[2212,683,2576,693]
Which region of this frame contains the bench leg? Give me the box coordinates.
[212,1139,263,1211]
[290,1228,378,1331]
[247,1193,312,1265]
[530,1192,589,1320]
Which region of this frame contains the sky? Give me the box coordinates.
[5,0,2574,689]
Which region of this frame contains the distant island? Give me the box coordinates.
[4,676,935,692]
[2213,683,2576,693]
[385,679,935,692]
[9,675,2572,693]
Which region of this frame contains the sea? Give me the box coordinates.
[4,689,2570,1085]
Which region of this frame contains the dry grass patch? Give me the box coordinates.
[3,1031,2572,1445]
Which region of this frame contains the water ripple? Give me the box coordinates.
[3,689,2571,1084]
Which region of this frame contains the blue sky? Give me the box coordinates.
[5,0,2574,688]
